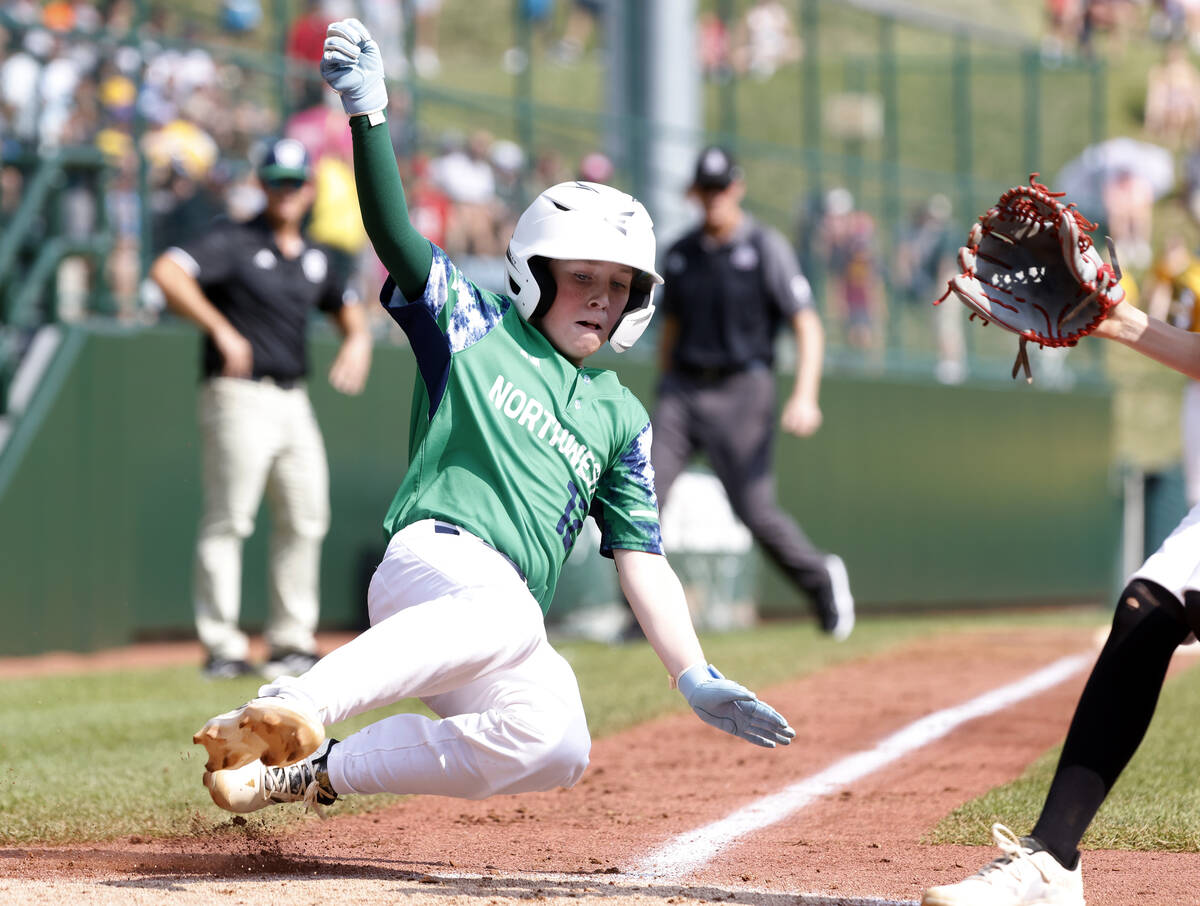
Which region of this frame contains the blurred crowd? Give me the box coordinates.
[0,0,640,334]
[1044,0,1200,58]
[26,0,1200,386]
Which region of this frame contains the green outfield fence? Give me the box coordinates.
[0,324,1118,656]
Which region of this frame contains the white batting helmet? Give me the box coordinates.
[504,181,664,353]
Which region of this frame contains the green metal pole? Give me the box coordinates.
[91,160,115,317]
[801,0,824,310]
[717,0,736,139]
[879,15,901,360]
[952,35,973,221]
[801,0,821,183]
[879,14,899,228]
[843,56,864,205]
[513,0,535,161]
[133,0,152,299]
[46,163,63,323]
[1022,47,1041,179]
[404,0,419,144]
[1091,57,1107,147]
[275,0,290,121]
[952,34,975,363]
[626,0,648,202]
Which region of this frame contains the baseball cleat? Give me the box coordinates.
[204,738,338,816]
[193,696,324,772]
[260,649,321,681]
[920,823,1084,906]
[823,553,855,641]
[201,656,257,679]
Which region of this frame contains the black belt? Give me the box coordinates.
[252,375,300,390]
[433,521,527,583]
[674,360,764,382]
[206,375,301,390]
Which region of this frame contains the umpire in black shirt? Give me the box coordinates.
[150,138,373,679]
[653,146,854,639]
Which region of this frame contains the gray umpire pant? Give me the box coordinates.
[650,366,833,614]
[194,377,330,661]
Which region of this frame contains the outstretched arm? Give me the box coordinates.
[322,18,432,299]
[614,548,704,678]
[614,548,795,748]
[1094,299,1200,381]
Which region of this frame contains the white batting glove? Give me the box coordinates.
[321,18,388,117]
[677,664,796,748]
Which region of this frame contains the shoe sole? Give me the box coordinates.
[202,763,267,814]
[921,883,1083,906]
[193,701,324,772]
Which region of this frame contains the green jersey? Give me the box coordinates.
[380,247,663,612]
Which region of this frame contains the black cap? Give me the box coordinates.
[257,137,310,183]
[691,145,742,190]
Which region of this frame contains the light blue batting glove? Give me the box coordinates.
[320,18,388,117]
[677,664,796,748]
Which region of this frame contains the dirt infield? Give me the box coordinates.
[5,625,1200,906]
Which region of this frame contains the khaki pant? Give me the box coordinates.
[195,377,330,661]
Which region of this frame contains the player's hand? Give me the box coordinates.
[677,664,795,748]
[329,333,372,395]
[321,18,388,117]
[780,392,822,437]
[213,323,253,377]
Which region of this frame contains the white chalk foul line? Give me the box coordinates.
[632,653,1092,881]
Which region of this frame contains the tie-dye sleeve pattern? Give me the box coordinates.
[382,245,510,354]
[589,421,664,557]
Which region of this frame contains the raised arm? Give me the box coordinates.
[322,18,432,299]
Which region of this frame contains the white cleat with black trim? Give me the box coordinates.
[921,823,1084,906]
[204,739,338,816]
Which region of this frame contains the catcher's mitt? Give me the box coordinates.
[937,174,1125,382]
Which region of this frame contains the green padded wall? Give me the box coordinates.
[0,324,1119,655]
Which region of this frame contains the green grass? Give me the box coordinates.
[0,609,1101,846]
[927,648,1200,852]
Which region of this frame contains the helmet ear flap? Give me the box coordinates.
[608,271,657,353]
[528,256,557,320]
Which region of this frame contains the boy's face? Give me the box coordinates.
[539,258,634,365]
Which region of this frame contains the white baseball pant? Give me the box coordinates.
[1133,494,1200,597]
[264,519,592,800]
[1182,380,1200,507]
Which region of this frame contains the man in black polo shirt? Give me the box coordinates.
[653,145,854,639]
[150,138,373,679]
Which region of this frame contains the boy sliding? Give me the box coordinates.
[192,18,793,815]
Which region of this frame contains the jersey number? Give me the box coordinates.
[556,480,587,551]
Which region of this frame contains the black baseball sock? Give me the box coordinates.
[1030,579,1189,868]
